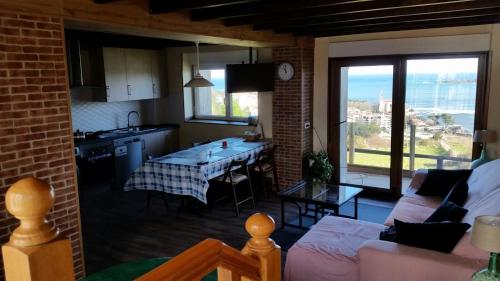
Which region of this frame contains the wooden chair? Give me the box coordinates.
[254,145,279,195]
[214,156,255,217]
[192,139,211,147]
[146,190,169,214]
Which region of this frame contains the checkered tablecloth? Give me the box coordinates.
[124,138,270,203]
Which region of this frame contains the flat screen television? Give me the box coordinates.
[225,63,275,93]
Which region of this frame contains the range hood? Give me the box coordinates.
[66,37,105,88]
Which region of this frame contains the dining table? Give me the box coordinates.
[124,137,271,204]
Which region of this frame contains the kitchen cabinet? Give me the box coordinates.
[102,48,165,101]
[125,49,154,100]
[151,51,164,98]
[68,41,166,102]
[103,48,129,102]
[143,129,179,158]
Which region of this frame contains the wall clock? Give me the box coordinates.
[277,62,294,81]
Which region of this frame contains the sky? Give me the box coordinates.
[347,58,479,75]
[209,69,225,79]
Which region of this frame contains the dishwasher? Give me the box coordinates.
[113,136,145,188]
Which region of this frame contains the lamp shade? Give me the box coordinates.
[471,215,500,253]
[184,41,214,88]
[184,73,214,88]
[473,130,497,143]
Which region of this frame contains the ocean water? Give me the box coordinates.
[211,77,225,92]
[347,73,477,132]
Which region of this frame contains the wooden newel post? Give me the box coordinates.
[2,177,75,281]
[242,213,281,281]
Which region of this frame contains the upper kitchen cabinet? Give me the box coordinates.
[103,48,129,102]
[151,51,165,99]
[67,36,167,102]
[124,49,154,100]
[102,48,166,101]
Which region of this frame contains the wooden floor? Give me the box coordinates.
[79,179,395,276]
[80,180,292,275]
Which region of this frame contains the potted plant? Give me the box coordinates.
[304,151,334,183]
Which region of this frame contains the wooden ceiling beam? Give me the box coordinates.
[94,0,120,3]
[62,0,298,47]
[288,7,500,35]
[149,0,259,14]
[254,0,500,31]
[308,13,500,37]
[223,0,479,27]
[190,0,373,21]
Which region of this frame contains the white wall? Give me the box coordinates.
[313,24,500,158]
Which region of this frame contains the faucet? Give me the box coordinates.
[127,111,140,132]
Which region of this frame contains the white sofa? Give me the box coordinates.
[284,159,500,281]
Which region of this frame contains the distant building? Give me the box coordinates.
[378,94,392,113]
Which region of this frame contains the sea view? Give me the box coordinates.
[347,72,477,132]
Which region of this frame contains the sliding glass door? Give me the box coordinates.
[340,65,395,189]
[330,57,404,195]
[329,54,487,196]
[402,57,483,191]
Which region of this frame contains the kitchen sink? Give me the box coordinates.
[97,127,158,138]
[136,127,157,133]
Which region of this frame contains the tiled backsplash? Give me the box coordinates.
[70,88,156,132]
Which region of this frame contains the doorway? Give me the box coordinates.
[329,53,488,197]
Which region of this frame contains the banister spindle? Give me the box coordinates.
[2,177,75,281]
[242,213,281,281]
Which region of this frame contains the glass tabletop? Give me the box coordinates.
[278,180,363,206]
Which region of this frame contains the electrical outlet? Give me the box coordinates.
[304,121,311,129]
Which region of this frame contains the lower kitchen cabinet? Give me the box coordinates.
[142,129,179,158]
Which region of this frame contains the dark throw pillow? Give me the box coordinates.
[416,169,472,197]
[379,225,397,242]
[425,201,468,223]
[442,178,469,206]
[394,219,470,253]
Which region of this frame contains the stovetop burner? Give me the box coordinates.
[73,130,104,140]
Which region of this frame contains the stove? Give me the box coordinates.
[74,131,114,184]
[73,130,105,141]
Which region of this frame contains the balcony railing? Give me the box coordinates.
[347,123,472,175]
[348,148,471,170]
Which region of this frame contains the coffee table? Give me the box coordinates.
[277,180,363,229]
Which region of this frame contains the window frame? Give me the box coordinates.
[191,65,258,122]
[328,52,489,198]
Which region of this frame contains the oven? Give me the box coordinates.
[75,141,115,184]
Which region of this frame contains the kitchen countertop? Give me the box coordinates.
[74,124,179,146]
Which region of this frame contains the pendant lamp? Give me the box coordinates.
[184,42,214,88]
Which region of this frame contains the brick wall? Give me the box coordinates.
[272,46,314,188]
[0,11,84,279]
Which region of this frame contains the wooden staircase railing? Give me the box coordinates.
[2,177,75,281]
[1,177,281,281]
[136,212,281,281]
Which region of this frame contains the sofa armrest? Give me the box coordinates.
[407,169,428,192]
[358,240,484,281]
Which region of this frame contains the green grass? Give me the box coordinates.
[352,152,441,169]
[348,133,472,170]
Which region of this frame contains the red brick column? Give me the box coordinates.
[272,45,314,188]
[0,11,84,279]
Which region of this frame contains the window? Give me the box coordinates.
[193,68,258,121]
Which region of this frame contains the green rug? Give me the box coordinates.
[83,257,217,281]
